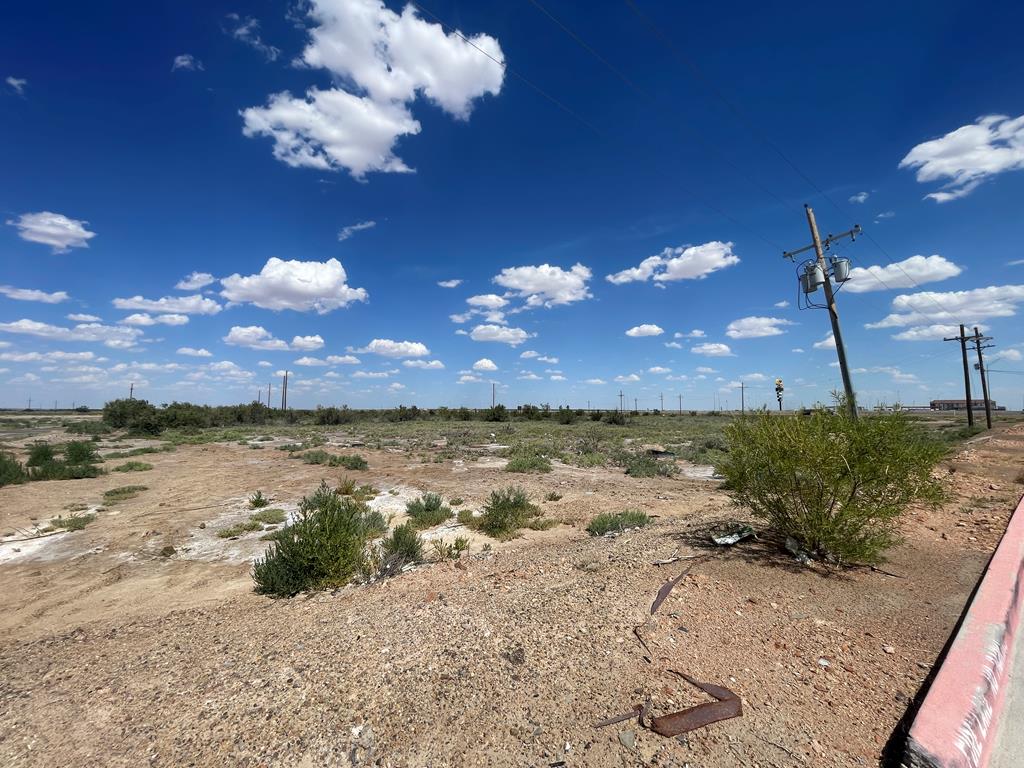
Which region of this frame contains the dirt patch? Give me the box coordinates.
[0,421,1022,766]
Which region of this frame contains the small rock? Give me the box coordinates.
[818,658,830,668]
[882,645,895,655]
[618,730,636,749]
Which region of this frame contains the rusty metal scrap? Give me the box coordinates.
[650,556,707,615]
[650,671,742,737]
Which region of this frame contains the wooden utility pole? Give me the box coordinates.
[739,382,746,414]
[972,327,993,429]
[659,392,664,413]
[267,382,272,409]
[281,371,289,410]
[491,383,496,408]
[943,324,974,427]
[618,390,624,413]
[678,394,682,415]
[129,382,134,400]
[783,205,860,419]
[633,397,638,413]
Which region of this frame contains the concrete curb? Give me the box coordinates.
[903,494,1024,768]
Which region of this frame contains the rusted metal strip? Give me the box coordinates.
[650,557,707,615]
[649,671,742,736]
[595,704,643,728]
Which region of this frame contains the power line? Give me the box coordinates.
[620,0,965,323]
[410,0,784,252]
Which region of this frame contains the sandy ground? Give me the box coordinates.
[0,423,1022,767]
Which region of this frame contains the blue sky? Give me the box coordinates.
[2,0,1023,411]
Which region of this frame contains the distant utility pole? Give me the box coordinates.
[281,371,289,410]
[491,382,496,408]
[267,382,272,409]
[660,392,664,412]
[943,324,975,428]
[633,397,638,413]
[784,205,861,419]
[129,382,134,400]
[618,390,624,413]
[739,382,746,414]
[972,327,994,429]
[678,394,682,415]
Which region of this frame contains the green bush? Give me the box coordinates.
[483,404,509,422]
[719,405,944,564]
[248,490,269,509]
[602,411,626,426]
[505,450,552,474]
[300,449,331,465]
[64,440,101,465]
[252,481,382,597]
[587,510,650,536]
[431,536,470,561]
[113,461,152,472]
[405,492,452,529]
[375,522,424,576]
[471,486,543,541]
[619,453,677,478]
[217,519,263,538]
[26,442,56,467]
[0,452,28,487]
[102,398,162,435]
[329,454,368,470]
[104,445,174,459]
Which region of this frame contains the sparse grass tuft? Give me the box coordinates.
[329,454,368,470]
[248,490,269,509]
[449,497,464,506]
[104,445,174,459]
[300,449,332,465]
[587,510,650,536]
[405,492,452,529]
[217,519,263,538]
[431,536,470,561]
[466,486,543,541]
[103,485,147,503]
[504,445,553,474]
[251,508,286,525]
[618,452,677,478]
[0,452,28,487]
[50,513,96,532]
[544,491,563,502]
[113,461,152,472]
[376,522,423,575]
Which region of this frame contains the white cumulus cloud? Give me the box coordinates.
[223,325,289,351]
[403,359,444,369]
[113,294,221,315]
[291,335,325,351]
[177,347,212,357]
[725,316,793,339]
[437,279,462,288]
[492,263,592,307]
[241,0,503,178]
[472,358,498,372]
[0,285,69,303]
[172,54,204,71]
[844,255,962,293]
[899,114,1024,202]
[625,324,664,337]
[691,342,733,357]
[175,271,216,291]
[220,257,367,313]
[7,211,97,253]
[606,241,739,284]
[355,338,430,358]
[338,220,376,241]
[120,313,189,326]
[469,324,530,345]
[0,318,142,349]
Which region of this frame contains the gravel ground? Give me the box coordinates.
[0,422,1022,767]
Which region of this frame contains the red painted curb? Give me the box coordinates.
[904,494,1024,768]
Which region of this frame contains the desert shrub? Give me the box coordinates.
[375,522,423,576]
[252,482,381,597]
[405,492,452,529]
[64,440,101,465]
[449,497,464,506]
[679,435,730,466]
[113,461,152,472]
[719,405,944,564]
[300,449,331,465]
[603,411,626,426]
[587,510,650,536]
[505,447,553,474]
[619,453,677,478]
[217,520,262,538]
[336,476,358,496]
[544,491,563,502]
[248,490,269,509]
[102,398,162,435]
[105,445,174,459]
[0,452,28,487]
[483,404,509,422]
[556,407,577,425]
[26,442,56,467]
[1016,470,1024,485]
[251,508,287,525]
[314,406,354,425]
[50,513,96,532]
[329,454,368,470]
[471,486,542,541]
[103,485,148,503]
[431,536,470,561]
